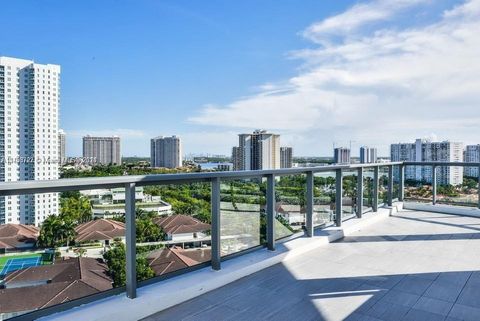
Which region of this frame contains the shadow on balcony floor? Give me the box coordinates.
[142,210,480,321]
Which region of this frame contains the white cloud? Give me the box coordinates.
[302,0,426,44]
[189,0,480,156]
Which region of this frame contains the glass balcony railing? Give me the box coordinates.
[313,171,336,227]
[342,169,358,220]
[0,161,479,320]
[276,174,306,234]
[220,177,263,256]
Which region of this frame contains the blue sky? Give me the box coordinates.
[1,0,478,157]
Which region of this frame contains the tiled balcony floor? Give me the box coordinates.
[143,210,480,321]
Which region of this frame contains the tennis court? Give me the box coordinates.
[0,256,43,276]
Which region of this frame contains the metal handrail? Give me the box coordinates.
[0,162,404,196]
[4,160,480,321]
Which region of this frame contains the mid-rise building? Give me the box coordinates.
[217,163,233,171]
[231,147,242,171]
[280,147,293,169]
[334,147,351,164]
[465,145,480,178]
[58,129,66,165]
[232,130,280,170]
[360,146,377,164]
[391,139,463,185]
[83,136,121,165]
[0,57,61,226]
[150,135,182,168]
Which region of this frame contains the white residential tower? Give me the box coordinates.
[0,57,60,226]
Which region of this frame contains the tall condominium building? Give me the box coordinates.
[83,136,121,165]
[231,146,242,171]
[0,57,60,226]
[232,130,280,170]
[58,129,66,165]
[280,147,293,169]
[150,135,182,168]
[360,146,377,164]
[334,147,351,164]
[391,139,463,185]
[465,145,480,178]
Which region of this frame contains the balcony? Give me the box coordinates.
[0,162,480,321]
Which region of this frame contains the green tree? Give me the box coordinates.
[136,218,164,242]
[60,195,92,223]
[103,243,155,287]
[38,216,77,247]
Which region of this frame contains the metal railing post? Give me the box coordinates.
[388,165,394,206]
[399,164,405,201]
[373,166,379,212]
[357,167,363,218]
[432,165,437,205]
[306,171,314,237]
[266,174,276,251]
[125,183,137,299]
[335,169,343,226]
[211,177,221,270]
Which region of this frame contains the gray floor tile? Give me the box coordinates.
[393,275,433,295]
[456,285,480,309]
[343,312,384,321]
[182,304,239,321]
[423,280,464,303]
[413,296,454,316]
[365,301,410,321]
[265,299,323,321]
[379,289,421,308]
[436,271,472,286]
[401,308,446,321]
[142,297,215,321]
[448,303,480,321]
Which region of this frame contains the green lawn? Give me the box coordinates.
[0,252,53,270]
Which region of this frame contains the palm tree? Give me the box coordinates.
[38,216,61,247]
[62,220,77,247]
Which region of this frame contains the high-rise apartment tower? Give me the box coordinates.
[83,136,121,165]
[0,57,60,225]
[150,136,182,168]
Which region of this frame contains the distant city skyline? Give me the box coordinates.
[1,1,478,157]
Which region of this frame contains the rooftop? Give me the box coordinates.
[144,210,480,321]
[75,219,125,243]
[153,214,211,235]
[0,224,39,250]
[0,257,112,314]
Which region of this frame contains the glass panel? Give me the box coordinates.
[404,165,433,203]
[0,189,123,320]
[378,166,389,205]
[363,168,375,212]
[393,165,401,201]
[133,183,212,282]
[342,170,358,220]
[436,166,478,207]
[276,174,305,236]
[220,178,263,256]
[313,172,336,227]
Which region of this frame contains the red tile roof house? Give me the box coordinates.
[74,219,125,246]
[0,257,112,320]
[275,202,306,226]
[0,224,39,254]
[147,246,211,276]
[153,215,210,243]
